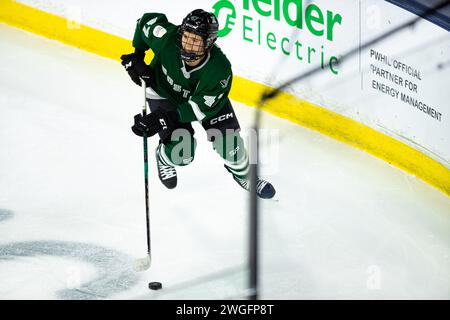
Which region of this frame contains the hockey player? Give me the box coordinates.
[120,9,275,199]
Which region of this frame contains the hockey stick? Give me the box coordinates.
[133,78,152,272]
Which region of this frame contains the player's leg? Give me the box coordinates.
[212,131,275,199]
[202,99,276,199]
[212,131,248,177]
[148,98,197,189]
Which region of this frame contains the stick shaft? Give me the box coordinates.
[142,79,151,257]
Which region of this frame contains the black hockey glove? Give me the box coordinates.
[131,110,179,137]
[120,50,153,86]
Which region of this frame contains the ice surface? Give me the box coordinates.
[0,24,449,299]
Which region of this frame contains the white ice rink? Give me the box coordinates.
[0,23,449,299]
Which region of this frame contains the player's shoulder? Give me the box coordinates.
[207,45,232,76]
[139,12,168,24]
[200,46,232,90]
[138,12,177,33]
[137,12,178,47]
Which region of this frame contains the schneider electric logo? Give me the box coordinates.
[213,0,237,37]
[212,0,343,75]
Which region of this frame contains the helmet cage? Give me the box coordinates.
[177,10,218,62]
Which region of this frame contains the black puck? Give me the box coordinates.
[148,282,162,290]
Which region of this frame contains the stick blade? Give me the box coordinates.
[133,255,151,272]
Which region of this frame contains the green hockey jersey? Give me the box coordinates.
[132,13,233,123]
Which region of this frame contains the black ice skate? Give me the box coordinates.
[156,145,177,189]
[225,165,276,199]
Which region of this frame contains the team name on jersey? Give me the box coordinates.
[162,65,191,98]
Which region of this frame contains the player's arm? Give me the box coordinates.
[120,13,172,86]
[177,71,233,123]
[132,13,172,54]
